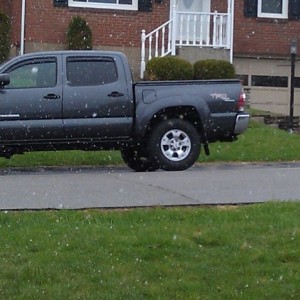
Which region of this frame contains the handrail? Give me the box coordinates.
[144,19,173,39]
[140,19,173,78]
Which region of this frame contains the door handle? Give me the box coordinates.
[44,94,61,100]
[108,91,124,98]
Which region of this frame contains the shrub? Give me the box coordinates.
[194,59,236,80]
[0,12,10,63]
[145,56,194,80]
[66,16,92,50]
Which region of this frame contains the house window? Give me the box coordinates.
[244,0,298,19]
[258,0,288,18]
[294,77,300,88]
[69,0,138,10]
[251,75,288,87]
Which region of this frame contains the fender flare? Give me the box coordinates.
[134,93,211,142]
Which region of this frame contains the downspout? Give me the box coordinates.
[229,0,235,63]
[20,0,26,55]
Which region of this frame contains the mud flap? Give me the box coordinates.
[203,141,210,156]
[200,125,210,156]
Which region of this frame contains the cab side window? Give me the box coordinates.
[6,58,57,89]
[66,57,118,86]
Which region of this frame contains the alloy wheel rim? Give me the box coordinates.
[160,129,191,162]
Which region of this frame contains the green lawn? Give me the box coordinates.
[1,202,299,299]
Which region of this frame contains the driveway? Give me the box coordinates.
[0,162,299,210]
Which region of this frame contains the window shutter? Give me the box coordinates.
[244,0,257,17]
[138,0,152,12]
[54,0,68,7]
[289,0,300,19]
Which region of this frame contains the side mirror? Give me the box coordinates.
[0,73,10,88]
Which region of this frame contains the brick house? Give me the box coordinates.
[1,0,300,115]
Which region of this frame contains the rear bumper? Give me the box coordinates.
[234,113,250,135]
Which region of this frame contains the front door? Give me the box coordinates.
[0,56,63,141]
[172,0,211,44]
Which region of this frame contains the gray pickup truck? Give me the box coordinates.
[0,51,249,171]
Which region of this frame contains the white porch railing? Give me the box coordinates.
[175,11,230,48]
[140,10,232,78]
[140,19,173,79]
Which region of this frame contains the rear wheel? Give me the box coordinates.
[148,119,201,171]
[120,145,159,172]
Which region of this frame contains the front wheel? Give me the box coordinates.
[148,119,201,171]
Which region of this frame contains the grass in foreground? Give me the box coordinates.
[0,120,299,169]
[0,202,300,299]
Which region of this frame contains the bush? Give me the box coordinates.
[194,59,236,80]
[145,56,194,80]
[66,16,92,50]
[0,12,10,63]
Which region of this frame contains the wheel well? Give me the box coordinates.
[146,106,203,137]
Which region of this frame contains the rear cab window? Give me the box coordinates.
[66,57,118,87]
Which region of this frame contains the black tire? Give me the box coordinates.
[120,145,159,172]
[148,119,201,171]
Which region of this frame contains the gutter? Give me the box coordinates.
[20,0,26,55]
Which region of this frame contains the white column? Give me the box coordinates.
[140,30,146,78]
[171,3,176,55]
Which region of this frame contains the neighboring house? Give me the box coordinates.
[1,0,300,115]
[235,0,300,116]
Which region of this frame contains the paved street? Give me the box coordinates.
[0,162,299,210]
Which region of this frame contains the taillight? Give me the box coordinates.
[237,91,246,112]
